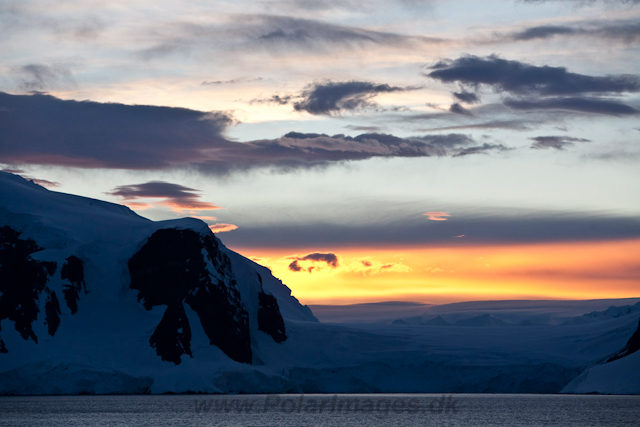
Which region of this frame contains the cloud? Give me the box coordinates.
[16,63,76,91]
[285,252,410,275]
[208,223,239,233]
[453,91,481,104]
[521,0,640,5]
[0,4,107,40]
[503,96,639,115]
[107,181,222,211]
[449,102,474,116]
[251,94,293,105]
[427,55,640,118]
[427,55,640,96]
[500,19,640,44]
[292,81,410,115]
[345,258,412,276]
[221,209,640,248]
[202,77,263,86]
[530,135,591,150]
[0,92,510,173]
[419,121,535,131]
[288,252,339,272]
[248,132,508,163]
[453,143,511,157]
[424,211,451,221]
[0,92,235,170]
[137,14,443,59]
[345,125,383,132]
[252,79,417,115]
[512,25,579,41]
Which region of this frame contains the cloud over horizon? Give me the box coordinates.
[289,252,339,272]
[0,92,511,174]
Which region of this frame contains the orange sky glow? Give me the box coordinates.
[231,238,640,305]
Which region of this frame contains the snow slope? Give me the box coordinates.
[562,351,640,395]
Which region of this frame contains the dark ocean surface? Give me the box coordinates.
[1,394,639,426]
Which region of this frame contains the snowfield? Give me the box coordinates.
[0,172,638,395]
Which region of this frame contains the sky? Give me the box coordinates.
[1,0,639,304]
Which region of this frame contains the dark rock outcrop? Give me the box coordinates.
[258,290,287,343]
[149,303,192,365]
[44,290,61,337]
[60,255,86,314]
[255,273,287,343]
[0,226,56,346]
[128,228,251,365]
[607,317,640,363]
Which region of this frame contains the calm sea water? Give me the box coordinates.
[1,394,639,426]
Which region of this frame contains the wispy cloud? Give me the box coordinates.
[208,223,239,233]
[15,63,76,91]
[424,211,451,221]
[530,135,590,150]
[488,18,640,44]
[503,97,638,115]
[136,14,444,59]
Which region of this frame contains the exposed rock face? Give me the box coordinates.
[256,273,287,343]
[128,228,252,365]
[60,255,86,314]
[0,226,56,347]
[149,303,192,365]
[44,290,61,337]
[607,317,640,363]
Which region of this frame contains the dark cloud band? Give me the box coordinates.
[223,211,640,248]
[503,97,639,116]
[0,92,509,173]
[428,55,640,96]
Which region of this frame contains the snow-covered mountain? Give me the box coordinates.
[1,171,639,395]
[0,172,315,394]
